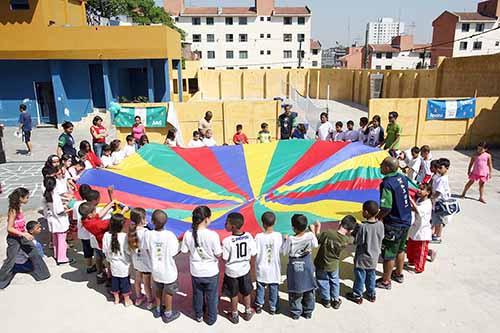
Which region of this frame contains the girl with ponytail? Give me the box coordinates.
[180,206,222,325]
[102,214,133,306]
[128,208,153,308]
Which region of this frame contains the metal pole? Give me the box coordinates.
[33,81,41,125]
[298,40,303,69]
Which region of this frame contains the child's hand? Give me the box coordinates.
[23,232,34,241]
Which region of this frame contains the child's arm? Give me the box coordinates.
[98,201,115,219]
[488,154,493,179]
[467,156,475,176]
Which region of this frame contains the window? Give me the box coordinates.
[226,50,234,59]
[283,34,292,42]
[462,23,470,32]
[386,52,393,59]
[267,17,271,21]
[297,50,305,59]
[312,61,318,67]
[207,34,215,42]
[476,23,485,32]
[312,49,319,55]
[267,50,271,55]
[192,34,201,42]
[260,17,264,21]
[284,50,292,58]
[193,50,202,59]
[283,66,292,69]
[385,65,392,70]
[239,17,248,25]
[298,17,305,25]
[284,17,293,25]
[496,41,500,47]
[459,41,468,50]
[207,67,216,70]
[260,66,265,69]
[297,34,305,42]
[376,52,382,59]
[267,33,271,38]
[260,33,265,38]
[10,0,30,10]
[239,34,248,42]
[260,50,265,55]
[192,17,201,25]
[473,41,483,50]
[207,51,215,59]
[239,67,248,70]
[239,51,248,59]
[226,17,233,25]
[206,17,214,25]
[376,65,382,70]
[226,34,234,42]
[227,67,234,70]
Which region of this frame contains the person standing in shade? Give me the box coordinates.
[18,104,33,156]
[57,121,76,159]
[90,116,108,157]
[278,105,297,140]
[198,111,213,138]
[383,112,402,150]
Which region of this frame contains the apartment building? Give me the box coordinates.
[366,17,405,44]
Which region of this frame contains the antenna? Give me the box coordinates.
[398,7,402,36]
[347,16,351,46]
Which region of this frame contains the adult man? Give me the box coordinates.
[383,111,402,150]
[278,105,297,140]
[198,111,213,137]
[376,157,412,290]
[18,104,33,156]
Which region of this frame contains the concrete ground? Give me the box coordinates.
[1,149,499,333]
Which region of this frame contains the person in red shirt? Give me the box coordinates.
[90,116,108,157]
[79,140,102,168]
[233,124,249,145]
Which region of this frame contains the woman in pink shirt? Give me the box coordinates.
[131,116,146,149]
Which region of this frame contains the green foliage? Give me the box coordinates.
[87,0,126,19]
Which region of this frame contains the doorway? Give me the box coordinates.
[89,64,106,108]
[35,82,57,125]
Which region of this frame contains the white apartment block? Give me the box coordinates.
[366,17,405,45]
[367,35,431,70]
[164,0,321,69]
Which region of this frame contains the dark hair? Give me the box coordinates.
[347,120,354,126]
[438,158,451,169]
[192,206,212,247]
[362,200,379,218]
[19,104,27,111]
[335,121,343,127]
[420,145,431,154]
[128,207,146,251]
[92,116,103,126]
[79,140,91,153]
[75,160,86,169]
[360,117,369,126]
[8,187,29,213]
[78,184,92,200]
[78,202,95,219]
[192,130,200,137]
[372,115,381,123]
[134,115,141,121]
[261,211,276,228]
[389,111,399,119]
[139,135,149,146]
[430,159,440,170]
[236,124,243,131]
[411,146,420,155]
[167,129,176,140]
[26,220,39,233]
[340,215,357,231]
[227,212,244,230]
[42,154,60,178]
[62,121,73,130]
[109,214,124,254]
[86,189,100,203]
[126,134,134,142]
[205,111,212,117]
[61,153,72,164]
[320,112,328,119]
[478,141,489,150]
[43,177,57,203]
[297,123,306,133]
[291,214,308,232]
[420,182,433,195]
[152,210,168,230]
[110,139,121,153]
[261,122,268,129]
[103,144,111,152]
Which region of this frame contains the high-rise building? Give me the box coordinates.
[366,17,405,45]
[164,0,321,69]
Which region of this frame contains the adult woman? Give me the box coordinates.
[42,154,60,178]
[79,140,102,168]
[57,121,77,158]
[131,116,146,148]
[90,116,108,157]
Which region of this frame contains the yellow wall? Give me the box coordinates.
[369,97,500,149]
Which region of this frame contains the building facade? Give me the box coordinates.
[366,17,405,45]
[322,46,348,68]
[165,0,321,69]
[431,0,500,66]
[364,36,431,70]
[0,0,182,126]
[338,47,363,69]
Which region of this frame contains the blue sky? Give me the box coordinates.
[165,0,478,47]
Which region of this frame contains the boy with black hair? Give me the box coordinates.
[124,134,136,157]
[384,111,402,150]
[316,112,334,141]
[281,214,319,320]
[314,215,356,309]
[14,221,44,273]
[343,120,359,142]
[232,125,249,145]
[101,144,113,168]
[222,212,257,324]
[358,117,369,144]
[417,145,432,184]
[255,212,282,315]
[17,103,33,156]
[431,158,451,243]
[333,121,345,142]
[346,201,384,304]
[407,146,421,181]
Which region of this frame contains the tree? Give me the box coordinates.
[86,0,126,19]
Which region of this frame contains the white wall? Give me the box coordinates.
[370,51,430,70]
[366,19,405,44]
[452,21,500,57]
[176,14,314,69]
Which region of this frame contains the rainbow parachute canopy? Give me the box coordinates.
[79,141,388,236]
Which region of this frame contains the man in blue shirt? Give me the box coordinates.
[376,157,412,290]
[18,104,33,156]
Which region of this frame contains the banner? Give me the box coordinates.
[111,104,168,127]
[426,98,476,120]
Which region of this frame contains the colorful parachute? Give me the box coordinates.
[78,141,388,237]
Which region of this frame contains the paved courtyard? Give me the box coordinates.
[1,148,499,333]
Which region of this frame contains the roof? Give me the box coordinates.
[182,7,218,16]
[369,44,400,53]
[273,6,311,16]
[310,39,322,50]
[452,11,497,21]
[220,7,257,16]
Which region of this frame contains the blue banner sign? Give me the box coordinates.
[426,98,476,120]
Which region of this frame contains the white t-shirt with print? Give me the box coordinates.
[281,232,318,258]
[102,232,131,278]
[316,122,334,141]
[433,174,451,201]
[222,232,257,278]
[131,227,152,273]
[143,229,179,284]
[181,229,222,277]
[409,198,433,241]
[255,232,282,284]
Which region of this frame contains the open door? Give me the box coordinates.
[35,82,57,125]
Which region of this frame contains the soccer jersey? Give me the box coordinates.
[255,232,282,284]
[222,232,257,278]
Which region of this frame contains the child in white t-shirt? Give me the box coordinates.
[407,146,422,181]
[222,212,257,324]
[254,212,283,315]
[73,184,96,273]
[110,139,125,165]
[102,214,132,306]
[281,214,319,320]
[143,210,180,323]
[180,206,222,325]
[101,144,113,168]
[188,131,205,148]
[123,135,136,157]
[431,158,451,244]
[316,112,333,141]
[416,145,432,183]
[202,129,217,147]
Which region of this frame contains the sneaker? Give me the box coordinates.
[331,299,342,309]
[195,317,203,323]
[365,294,376,303]
[153,308,163,319]
[146,300,155,310]
[269,309,276,315]
[428,249,437,262]
[291,315,300,320]
[244,309,255,321]
[431,236,442,244]
[319,298,331,308]
[229,312,239,324]
[255,305,262,314]
[135,294,146,306]
[345,292,363,304]
[391,272,404,284]
[96,273,107,284]
[56,258,75,266]
[375,278,392,290]
[301,313,312,319]
[86,265,97,274]
[162,311,180,324]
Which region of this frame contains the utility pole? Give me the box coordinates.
[298,40,303,69]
